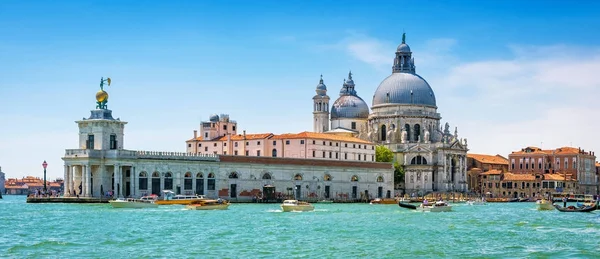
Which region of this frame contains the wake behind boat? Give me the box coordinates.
[281,200,314,212]
[417,200,452,212]
[109,196,158,209]
[535,199,554,211]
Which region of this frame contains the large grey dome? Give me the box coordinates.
[331,95,369,119]
[372,72,436,107]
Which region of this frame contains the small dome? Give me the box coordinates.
[372,73,436,107]
[316,75,327,96]
[209,114,220,122]
[331,95,369,119]
[397,43,411,53]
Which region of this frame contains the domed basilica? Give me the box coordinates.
[313,34,468,194]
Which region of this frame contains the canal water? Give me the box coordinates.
[1,195,599,258]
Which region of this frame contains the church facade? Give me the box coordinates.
[314,34,469,194]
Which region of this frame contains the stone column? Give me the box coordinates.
[66,165,72,197]
[85,165,92,197]
[192,173,196,195]
[116,165,122,197]
[63,165,69,197]
[81,165,87,197]
[130,166,135,197]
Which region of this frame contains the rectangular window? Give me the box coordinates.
[323,141,325,145]
[312,140,315,144]
[213,151,217,154]
[235,142,238,147]
[223,125,227,130]
[301,140,305,144]
[139,178,148,190]
[224,143,227,146]
[198,143,202,147]
[232,126,236,131]
[312,151,315,157]
[371,155,374,161]
[336,143,339,147]
[188,144,191,148]
[358,145,361,149]
[208,179,215,190]
[329,142,332,146]
[234,151,238,155]
[184,178,192,190]
[257,141,261,145]
[245,151,249,156]
[353,144,356,148]
[205,133,208,138]
[257,150,261,156]
[87,134,94,149]
[323,151,325,158]
[351,122,356,130]
[110,134,117,150]
[214,143,217,147]
[246,142,249,145]
[345,144,348,148]
[205,147,208,151]
[286,140,290,145]
[329,152,332,158]
[345,153,348,160]
[273,141,276,145]
[223,151,227,155]
[336,153,339,159]
[358,154,361,161]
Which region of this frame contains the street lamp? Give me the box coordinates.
[42,160,48,193]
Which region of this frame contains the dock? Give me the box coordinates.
[26,197,109,203]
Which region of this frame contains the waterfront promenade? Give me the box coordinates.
[2,195,600,258]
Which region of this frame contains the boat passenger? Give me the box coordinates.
[423,199,429,205]
[217,198,223,204]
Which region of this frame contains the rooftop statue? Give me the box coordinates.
[96,77,111,109]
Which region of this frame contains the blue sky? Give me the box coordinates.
[1,0,599,179]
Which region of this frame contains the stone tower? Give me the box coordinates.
[313,75,330,133]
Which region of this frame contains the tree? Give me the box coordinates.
[375,145,393,162]
[394,161,405,184]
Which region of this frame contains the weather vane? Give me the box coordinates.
[96,77,112,109]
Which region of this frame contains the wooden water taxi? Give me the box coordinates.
[280,200,314,212]
[185,199,230,210]
[370,198,398,205]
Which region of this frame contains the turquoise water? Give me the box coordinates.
[1,195,600,258]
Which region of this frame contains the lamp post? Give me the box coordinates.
[42,160,48,193]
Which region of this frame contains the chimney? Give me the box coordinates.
[193,130,197,139]
[243,130,246,139]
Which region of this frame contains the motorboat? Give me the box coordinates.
[155,190,207,205]
[466,197,487,206]
[280,200,314,212]
[109,196,158,209]
[417,201,452,212]
[535,199,554,211]
[554,204,597,213]
[185,199,230,210]
[370,198,398,205]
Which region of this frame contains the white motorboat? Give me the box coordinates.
[280,200,314,212]
[109,196,158,209]
[467,198,487,206]
[536,199,554,211]
[417,201,452,212]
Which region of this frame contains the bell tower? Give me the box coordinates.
[313,75,330,133]
[76,77,127,150]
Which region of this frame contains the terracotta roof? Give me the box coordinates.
[271,131,372,144]
[510,146,549,155]
[503,173,535,181]
[544,174,569,181]
[481,169,502,175]
[187,136,204,141]
[595,162,600,167]
[468,168,483,173]
[217,133,274,141]
[467,153,508,165]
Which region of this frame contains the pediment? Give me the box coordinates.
[449,139,466,150]
[406,144,433,153]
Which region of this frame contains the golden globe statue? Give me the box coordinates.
[96,90,108,103]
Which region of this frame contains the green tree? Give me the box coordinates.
[375,145,393,162]
[394,161,405,184]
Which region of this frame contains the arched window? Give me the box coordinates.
[139,171,148,190]
[324,174,332,181]
[404,124,411,142]
[351,175,359,182]
[414,124,421,142]
[262,173,272,180]
[208,173,215,178]
[164,172,173,190]
[184,172,192,190]
[272,149,277,157]
[152,172,160,178]
[294,174,303,181]
[410,155,428,165]
[229,172,239,179]
[380,124,387,141]
[196,173,204,178]
[377,176,384,182]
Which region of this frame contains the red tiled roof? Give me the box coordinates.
[467,153,508,165]
[481,169,502,175]
[217,133,274,141]
[271,131,371,144]
[503,173,535,181]
[219,155,391,169]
